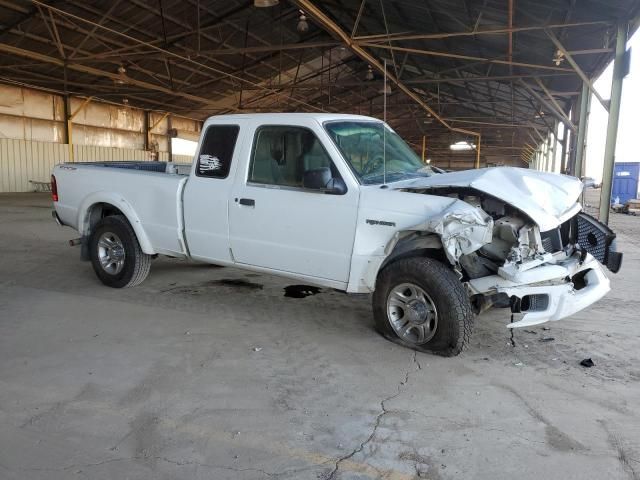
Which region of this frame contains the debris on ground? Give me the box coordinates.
[523,330,537,335]
[514,362,524,367]
[543,326,550,331]
[539,337,555,343]
[252,347,262,352]
[580,358,595,368]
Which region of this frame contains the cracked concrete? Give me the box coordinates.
[325,352,421,480]
[1,192,640,480]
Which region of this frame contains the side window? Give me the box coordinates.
[196,125,240,178]
[248,126,339,188]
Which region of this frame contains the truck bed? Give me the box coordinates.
[53,161,191,256]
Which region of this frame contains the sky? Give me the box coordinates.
[172,32,640,175]
[584,31,639,181]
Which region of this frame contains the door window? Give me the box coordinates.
[248,126,340,188]
[196,125,240,178]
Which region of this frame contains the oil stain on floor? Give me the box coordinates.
[283,285,322,298]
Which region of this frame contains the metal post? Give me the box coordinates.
[550,121,558,173]
[143,110,150,151]
[599,23,628,224]
[64,95,73,162]
[544,133,551,172]
[167,115,173,163]
[421,135,426,162]
[62,94,70,144]
[560,122,569,174]
[574,81,590,178]
[475,134,481,169]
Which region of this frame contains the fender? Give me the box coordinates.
[77,191,156,255]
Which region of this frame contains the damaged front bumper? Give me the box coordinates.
[467,253,611,328]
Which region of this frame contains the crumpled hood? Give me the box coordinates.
[396,167,583,231]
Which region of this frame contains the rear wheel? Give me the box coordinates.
[373,257,474,356]
[89,215,151,288]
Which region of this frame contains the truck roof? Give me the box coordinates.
[205,113,382,123]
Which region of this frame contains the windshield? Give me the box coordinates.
[324,121,433,185]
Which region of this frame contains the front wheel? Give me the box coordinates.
[373,257,474,356]
[89,215,151,288]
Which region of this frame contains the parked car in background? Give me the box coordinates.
[581,176,601,189]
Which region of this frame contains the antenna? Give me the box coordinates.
[383,59,387,185]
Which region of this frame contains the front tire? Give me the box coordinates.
[89,215,151,288]
[373,257,474,356]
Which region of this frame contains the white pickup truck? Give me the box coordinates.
[52,113,622,356]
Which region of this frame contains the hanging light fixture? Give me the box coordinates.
[254,0,279,7]
[552,49,565,66]
[296,11,309,33]
[115,64,127,85]
[450,141,475,151]
[365,65,374,81]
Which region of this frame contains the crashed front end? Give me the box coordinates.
[466,209,621,328]
[401,185,622,328]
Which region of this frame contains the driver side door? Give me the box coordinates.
[228,125,359,284]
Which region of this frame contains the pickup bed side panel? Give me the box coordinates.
[53,165,187,256]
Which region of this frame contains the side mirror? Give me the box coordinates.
[325,177,347,195]
[303,168,347,195]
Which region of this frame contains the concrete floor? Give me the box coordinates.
[1,192,639,480]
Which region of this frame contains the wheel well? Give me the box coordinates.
[378,232,448,273]
[382,247,448,271]
[85,203,126,236]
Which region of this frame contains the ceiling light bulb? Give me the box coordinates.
[552,49,564,66]
[297,12,309,33]
[365,65,374,81]
[254,0,279,7]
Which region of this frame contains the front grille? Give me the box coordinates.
[540,212,621,273]
[541,217,574,253]
[576,212,615,264]
[541,236,555,253]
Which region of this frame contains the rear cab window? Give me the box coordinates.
[196,125,240,178]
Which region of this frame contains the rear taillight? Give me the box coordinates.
[51,174,58,202]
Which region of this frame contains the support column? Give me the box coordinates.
[167,115,173,163]
[560,123,569,174]
[544,133,552,172]
[64,95,73,162]
[550,121,558,173]
[143,110,150,152]
[599,23,628,224]
[574,81,590,178]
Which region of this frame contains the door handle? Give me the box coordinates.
[239,198,255,207]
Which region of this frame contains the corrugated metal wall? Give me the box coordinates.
[0,138,192,193]
[0,83,198,193]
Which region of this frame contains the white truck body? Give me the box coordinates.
[52,113,620,333]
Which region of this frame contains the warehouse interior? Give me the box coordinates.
[1,0,639,179]
[2,1,640,479]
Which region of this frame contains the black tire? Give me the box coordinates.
[373,257,474,356]
[89,215,151,288]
